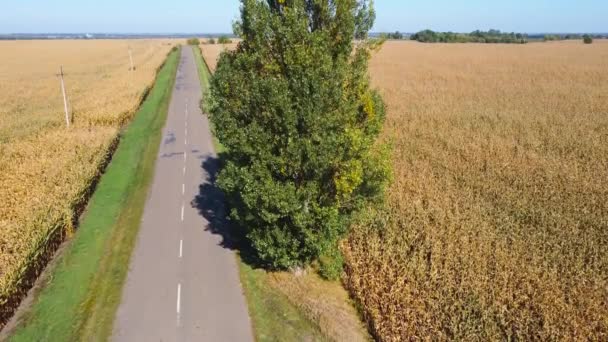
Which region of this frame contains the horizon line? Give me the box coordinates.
[2,30,608,36]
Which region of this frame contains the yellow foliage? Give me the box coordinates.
[361,92,375,120]
[334,160,363,198]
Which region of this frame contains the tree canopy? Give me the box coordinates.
[583,34,593,44]
[187,37,200,45]
[209,0,389,276]
[383,31,403,40]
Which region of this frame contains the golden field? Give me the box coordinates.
[0,39,174,319]
[199,41,239,72]
[344,40,608,340]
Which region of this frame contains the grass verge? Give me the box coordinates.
[192,44,211,106]
[4,47,180,341]
[193,44,369,342]
[239,263,328,341]
[193,45,224,153]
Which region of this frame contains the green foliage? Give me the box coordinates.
[383,31,403,40]
[209,0,388,270]
[412,29,527,44]
[583,34,593,44]
[543,34,562,41]
[318,242,344,280]
[208,38,216,44]
[218,36,233,44]
[187,37,200,45]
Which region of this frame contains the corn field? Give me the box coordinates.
[0,39,175,325]
[343,40,608,340]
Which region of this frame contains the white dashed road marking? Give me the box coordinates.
[176,283,182,313]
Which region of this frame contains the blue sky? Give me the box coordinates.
[1,0,606,34]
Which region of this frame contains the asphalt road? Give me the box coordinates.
[112,46,253,342]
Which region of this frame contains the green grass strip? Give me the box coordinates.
[192,45,211,112]
[191,45,225,153]
[8,47,180,342]
[238,263,327,342]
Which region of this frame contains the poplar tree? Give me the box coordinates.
[209,0,389,276]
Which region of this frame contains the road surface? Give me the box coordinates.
[113,46,253,341]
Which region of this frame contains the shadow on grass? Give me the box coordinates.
[191,152,264,269]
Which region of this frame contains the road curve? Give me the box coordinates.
[112,46,253,342]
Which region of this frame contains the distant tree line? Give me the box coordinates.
[543,33,597,44]
[411,29,528,44]
[187,37,200,45]
[380,31,404,40]
[203,36,233,45]
[218,36,232,44]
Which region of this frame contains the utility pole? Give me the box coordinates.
[57,66,70,128]
[128,46,134,71]
[128,45,135,97]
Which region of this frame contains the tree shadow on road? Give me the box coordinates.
[191,153,264,268]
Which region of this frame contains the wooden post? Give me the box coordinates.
[128,46,135,96]
[128,46,134,71]
[58,66,70,128]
